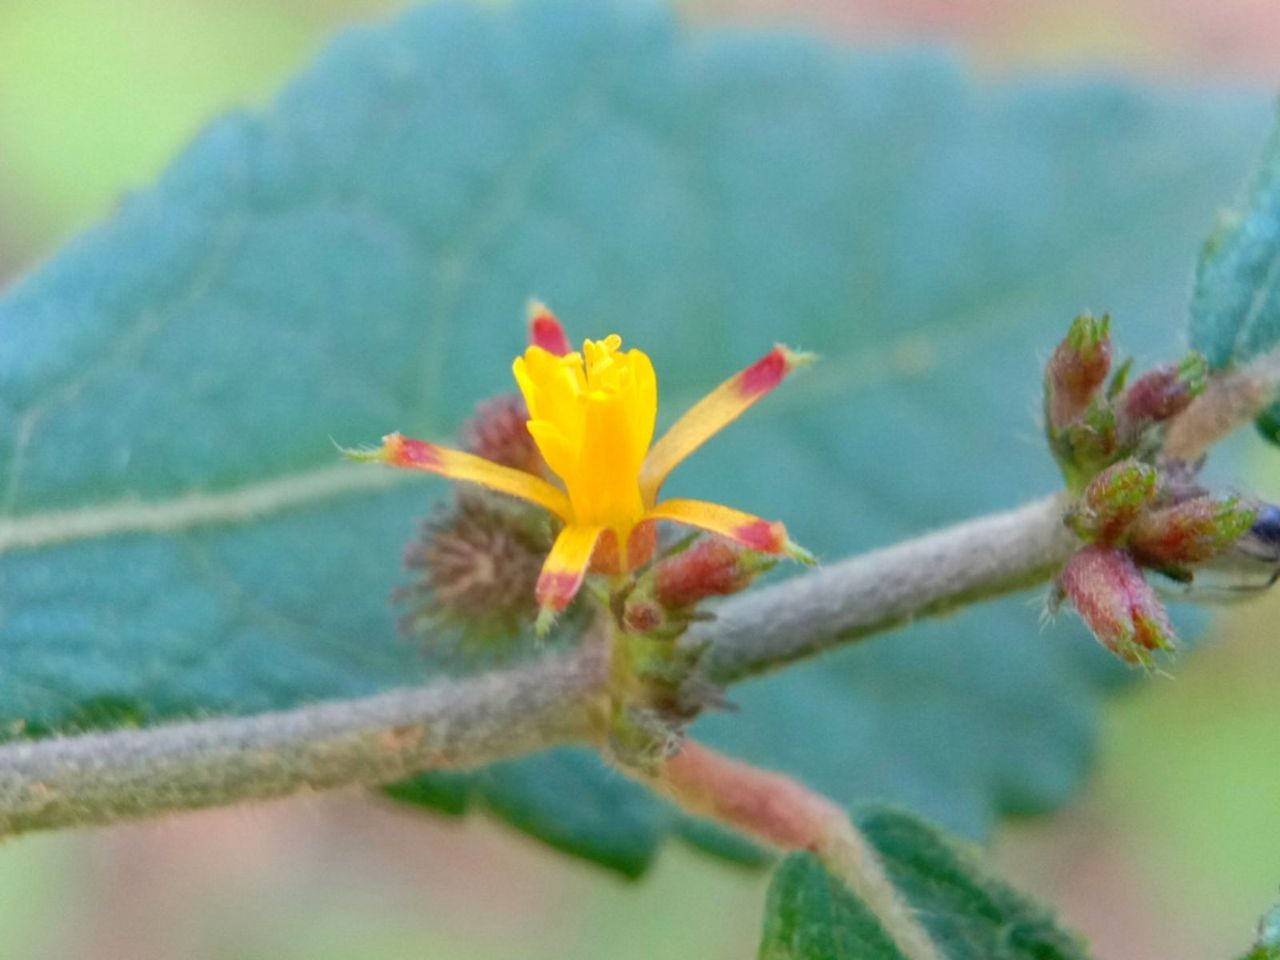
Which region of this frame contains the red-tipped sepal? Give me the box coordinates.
[643,498,814,564]
[527,300,572,356]
[345,433,572,520]
[534,524,604,634]
[639,345,813,500]
[736,345,811,399]
[1056,545,1175,666]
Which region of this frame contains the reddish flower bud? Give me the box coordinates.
[1045,313,1111,435]
[1057,545,1175,666]
[1066,458,1159,543]
[1117,352,1207,430]
[461,393,543,475]
[1128,496,1257,568]
[653,537,774,610]
[398,492,553,640]
[622,597,665,634]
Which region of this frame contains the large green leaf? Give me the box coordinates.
[759,807,1088,960]
[0,0,1269,872]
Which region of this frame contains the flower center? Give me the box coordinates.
[513,335,657,538]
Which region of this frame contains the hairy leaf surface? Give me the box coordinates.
[759,807,1088,960]
[0,0,1268,872]
[1188,108,1280,437]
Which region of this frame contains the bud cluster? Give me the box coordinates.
[607,537,776,765]
[1045,312,1207,490]
[1045,316,1256,666]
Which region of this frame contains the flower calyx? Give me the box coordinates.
[1053,545,1175,666]
[607,534,780,770]
[1045,313,1207,490]
[1045,316,1255,666]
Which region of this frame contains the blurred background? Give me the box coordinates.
[2,1,1280,958]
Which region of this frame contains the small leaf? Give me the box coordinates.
[1188,106,1280,437]
[759,807,1090,960]
[1190,106,1280,369]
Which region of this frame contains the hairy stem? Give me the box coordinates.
[1163,348,1280,462]
[0,646,609,836]
[696,492,1076,684]
[0,493,1077,836]
[643,741,942,960]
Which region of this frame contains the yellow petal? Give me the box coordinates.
[640,345,812,502]
[349,433,572,521]
[567,385,646,529]
[644,497,813,561]
[535,523,605,632]
[627,347,658,461]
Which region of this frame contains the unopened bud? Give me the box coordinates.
[1045,313,1111,434]
[1129,496,1256,568]
[1118,352,1207,433]
[399,493,552,639]
[461,394,543,475]
[622,597,666,634]
[653,537,774,610]
[1053,403,1119,486]
[1057,545,1175,666]
[1066,458,1158,543]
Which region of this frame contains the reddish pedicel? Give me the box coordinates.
[731,519,786,552]
[529,306,572,356]
[737,347,789,398]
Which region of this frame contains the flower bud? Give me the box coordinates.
[1128,496,1256,568]
[1045,313,1111,435]
[1066,458,1159,543]
[1117,352,1207,434]
[1052,403,1119,486]
[399,492,553,640]
[622,596,666,634]
[653,537,774,610]
[461,394,543,475]
[1057,545,1175,666]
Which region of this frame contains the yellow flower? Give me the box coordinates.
[355,303,811,627]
